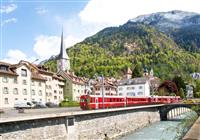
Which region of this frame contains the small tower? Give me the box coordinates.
[150,68,154,77]
[143,67,148,77]
[126,67,132,79]
[57,31,70,72]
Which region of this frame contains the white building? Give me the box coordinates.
[117,77,150,97]
[186,85,193,98]
[0,60,64,108]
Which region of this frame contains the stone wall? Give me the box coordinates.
[76,110,160,139]
[0,106,161,140]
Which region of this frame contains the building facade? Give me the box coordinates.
[0,60,64,108]
[92,78,117,96]
[117,77,150,97]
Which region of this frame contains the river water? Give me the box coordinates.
[118,112,198,140]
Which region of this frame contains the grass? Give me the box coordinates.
[59,101,80,107]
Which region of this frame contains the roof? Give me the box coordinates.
[94,78,117,87]
[53,74,65,81]
[57,31,69,60]
[118,77,148,85]
[0,60,61,81]
[60,71,86,85]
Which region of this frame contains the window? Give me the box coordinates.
[13,88,18,95]
[127,92,135,96]
[32,90,35,95]
[39,90,42,96]
[40,99,42,101]
[13,77,17,84]
[2,76,8,83]
[15,98,18,101]
[139,86,143,89]
[54,96,57,100]
[127,87,135,90]
[31,81,35,86]
[39,82,42,87]
[119,87,123,91]
[4,98,8,104]
[137,92,143,95]
[0,65,8,71]
[54,90,57,93]
[23,80,27,85]
[21,69,27,77]
[24,98,27,101]
[23,89,27,95]
[119,93,123,96]
[3,87,8,94]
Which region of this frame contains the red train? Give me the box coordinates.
[80,95,181,110]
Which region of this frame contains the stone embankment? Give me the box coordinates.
[182,116,200,140]
[0,105,161,140]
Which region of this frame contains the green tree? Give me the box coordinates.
[179,88,185,99]
[172,76,186,92]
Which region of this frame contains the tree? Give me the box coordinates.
[179,88,185,99]
[158,80,179,96]
[172,76,186,92]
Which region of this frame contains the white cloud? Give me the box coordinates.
[79,0,200,26]
[2,49,36,64]
[36,7,48,15]
[0,4,17,14]
[33,35,82,60]
[1,18,17,27]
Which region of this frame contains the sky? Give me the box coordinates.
[0,0,200,64]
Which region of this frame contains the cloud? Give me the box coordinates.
[0,4,17,14]
[1,18,17,27]
[33,35,81,60]
[36,7,48,15]
[2,49,36,64]
[79,0,200,26]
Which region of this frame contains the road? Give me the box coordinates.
[0,107,81,120]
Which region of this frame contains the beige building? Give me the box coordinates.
[0,60,64,108]
[58,71,87,101]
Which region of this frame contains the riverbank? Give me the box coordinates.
[118,111,198,140]
[182,116,200,140]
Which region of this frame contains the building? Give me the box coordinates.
[57,31,70,72]
[117,77,150,97]
[58,71,87,101]
[92,78,117,96]
[0,60,64,108]
[37,65,65,104]
[186,85,193,98]
[56,31,88,101]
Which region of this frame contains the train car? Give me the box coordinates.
[80,95,181,110]
[126,96,150,106]
[80,95,125,110]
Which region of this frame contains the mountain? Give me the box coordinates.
[130,10,200,31]
[45,20,200,80]
[129,10,200,52]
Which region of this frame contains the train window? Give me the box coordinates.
[80,99,85,102]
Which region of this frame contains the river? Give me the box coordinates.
[118,111,198,140]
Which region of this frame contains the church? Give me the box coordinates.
[57,31,88,101]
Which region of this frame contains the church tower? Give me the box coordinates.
[57,31,70,72]
[125,67,132,79]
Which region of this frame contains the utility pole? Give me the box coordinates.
[101,74,105,109]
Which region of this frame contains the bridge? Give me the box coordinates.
[159,103,200,121]
[0,103,199,140]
